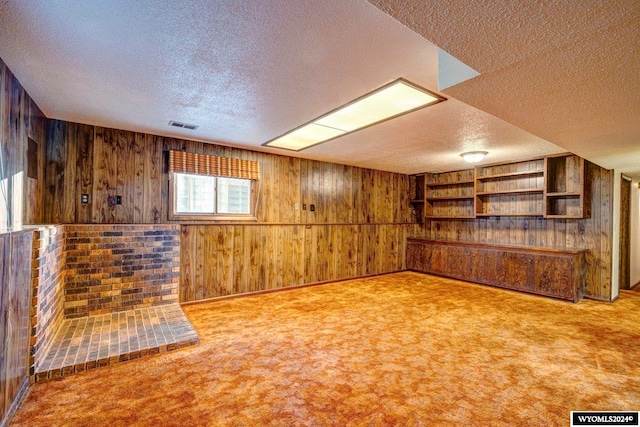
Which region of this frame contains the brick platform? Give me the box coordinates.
[34,304,198,381]
[30,224,187,381]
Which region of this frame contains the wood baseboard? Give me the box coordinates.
[180,271,404,306]
[584,294,616,303]
[0,377,29,427]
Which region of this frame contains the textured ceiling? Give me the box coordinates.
[367,0,640,177]
[2,1,633,175]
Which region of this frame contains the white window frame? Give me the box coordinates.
[169,172,257,221]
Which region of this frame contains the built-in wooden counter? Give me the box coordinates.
[406,238,587,302]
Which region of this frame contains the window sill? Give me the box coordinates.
[168,213,258,222]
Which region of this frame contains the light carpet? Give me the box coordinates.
[11,272,640,426]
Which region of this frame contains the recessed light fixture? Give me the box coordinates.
[460,151,488,163]
[264,78,445,151]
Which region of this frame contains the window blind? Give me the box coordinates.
[168,150,260,180]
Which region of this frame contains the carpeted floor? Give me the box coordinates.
[11,272,640,426]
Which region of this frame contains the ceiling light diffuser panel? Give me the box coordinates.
[264,78,445,151]
[266,123,346,151]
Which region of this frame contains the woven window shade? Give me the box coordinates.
[168,150,260,180]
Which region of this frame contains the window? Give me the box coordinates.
[216,177,251,214]
[167,150,260,220]
[171,173,253,219]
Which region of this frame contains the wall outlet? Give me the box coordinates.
[81,194,89,205]
[310,204,315,211]
[115,195,122,205]
[294,203,300,210]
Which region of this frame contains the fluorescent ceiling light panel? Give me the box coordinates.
[264,78,445,151]
[315,82,439,132]
[266,123,345,151]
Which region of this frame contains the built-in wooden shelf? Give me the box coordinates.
[476,169,544,180]
[475,212,545,217]
[476,188,543,196]
[474,158,546,217]
[425,215,476,219]
[412,153,588,220]
[409,174,426,222]
[426,179,475,186]
[424,169,475,219]
[545,192,582,197]
[426,196,475,201]
[544,154,586,218]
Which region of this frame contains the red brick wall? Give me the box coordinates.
[29,224,181,378]
[30,226,66,375]
[63,225,180,318]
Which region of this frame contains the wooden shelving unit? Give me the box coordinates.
[544,154,586,218]
[414,154,588,220]
[474,158,545,217]
[425,169,475,219]
[409,173,425,221]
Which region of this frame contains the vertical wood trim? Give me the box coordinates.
[179,227,196,302]
[0,235,7,419]
[74,124,94,223]
[44,121,65,223]
[218,225,234,297]
[194,226,205,300]
[115,130,134,223]
[619,177,631,290]
[600,168,613,299]
[133,133,145,223]
[292,225,305,285]
[62,122,77,223]
[142,134,162,223]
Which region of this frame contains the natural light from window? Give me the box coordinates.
[174,173,251,215]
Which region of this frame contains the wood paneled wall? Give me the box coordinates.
[180,224,419,301]
[42,128,614,301]
[43,120,418,302]
[418,161,614,300]
[0,58,46,426]
[45,121,414,225]
[0,231,33,425]
[0,58,46,229]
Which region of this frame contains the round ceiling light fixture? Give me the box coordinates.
[460,151,488,163]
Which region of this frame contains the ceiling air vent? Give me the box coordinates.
[168,120,199,130]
